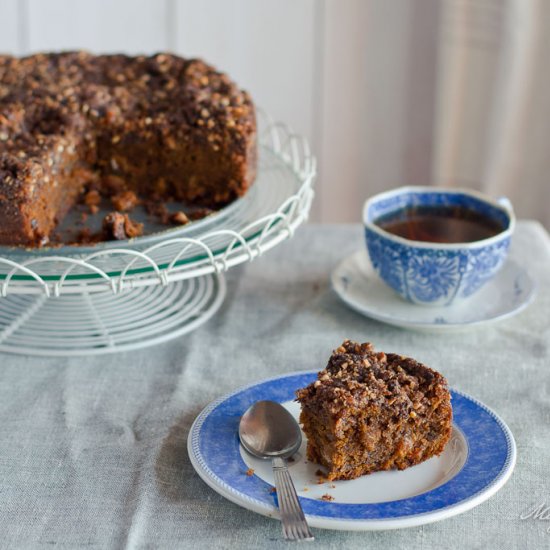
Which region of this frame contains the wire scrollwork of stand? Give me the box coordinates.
[0,112,316,356]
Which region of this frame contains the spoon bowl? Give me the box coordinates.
[239,400,302,459]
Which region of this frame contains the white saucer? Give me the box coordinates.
[331,251,536,331]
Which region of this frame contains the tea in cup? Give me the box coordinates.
[363,187,515,306]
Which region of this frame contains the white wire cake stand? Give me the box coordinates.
[0,113,315,356]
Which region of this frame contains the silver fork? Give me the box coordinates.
[272,457,314,541]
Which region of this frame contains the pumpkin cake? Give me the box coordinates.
[0,52,257,246]
[296,340,453,481]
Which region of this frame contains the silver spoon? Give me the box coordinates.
[239,400,314,542]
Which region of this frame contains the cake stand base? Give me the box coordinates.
[0,274,226,357]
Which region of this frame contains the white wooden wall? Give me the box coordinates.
[0,0,470,222]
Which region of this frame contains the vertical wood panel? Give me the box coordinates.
[319,1,407,222]
[483,0,549,226]
[26,0,169,53]
[173,0,317,171]
[432,0,506,188]
[403,1,440,188]
[0,0,20,53]
[319,0,441,223]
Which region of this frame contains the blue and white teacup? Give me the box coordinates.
[363,186,515,306]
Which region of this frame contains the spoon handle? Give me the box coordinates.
[272,457,314,541]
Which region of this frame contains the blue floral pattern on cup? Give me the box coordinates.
[363,187,514,306]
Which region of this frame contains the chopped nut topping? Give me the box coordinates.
[102,212,143,240]
[165,136,176,150]
[83,189,101,208]
[170,211,189,226]
[111,190,138,212]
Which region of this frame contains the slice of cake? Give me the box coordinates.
[296,340,452,481]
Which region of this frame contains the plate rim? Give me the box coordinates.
[331,250,536,330]
[187,370,517,531]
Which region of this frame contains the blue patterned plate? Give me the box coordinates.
[187,371,516,531]
[331,251,535,330]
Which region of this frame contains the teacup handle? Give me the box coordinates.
[497,196,514,213]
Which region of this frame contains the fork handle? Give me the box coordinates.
[272,456,314,541]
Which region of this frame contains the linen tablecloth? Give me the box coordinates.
[0,221,549,549]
